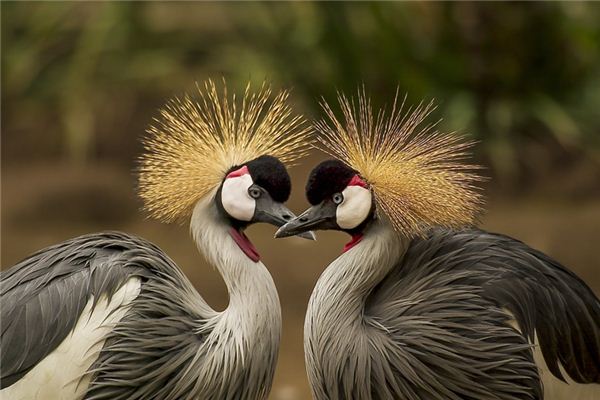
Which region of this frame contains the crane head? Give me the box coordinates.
[217,154,315,240]
[218,155,291,226]
[275,159,374,243]
[278,88,483,240]
[138,79,312,225]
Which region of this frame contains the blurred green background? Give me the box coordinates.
[2,2,599,399]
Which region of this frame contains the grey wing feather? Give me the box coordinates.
[2,231,215,399]
[365,252,541,399]
[0,232,152,388]
[83,273,210,400]
[470,230,600,383]
[81,236,213,400]
[373,229,600,385]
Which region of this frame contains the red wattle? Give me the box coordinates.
[229,228,260,262]
[343,233,364,253]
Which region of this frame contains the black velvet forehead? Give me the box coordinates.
[245,155,291,203]
[306,159,357,205]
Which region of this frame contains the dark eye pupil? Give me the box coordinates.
[333,193,343,204]
[250,188,261,198]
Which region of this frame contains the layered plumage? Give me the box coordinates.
[1,80,310,399]
[304,225,600,399]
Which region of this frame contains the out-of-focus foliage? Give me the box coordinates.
[2,2,600,185]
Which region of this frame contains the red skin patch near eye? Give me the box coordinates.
[342,175,367,252]
[343,233,364,253]
[348,174,368,188]
[229,228,260,262]
[226,166,257,261]
[226,165,250,178]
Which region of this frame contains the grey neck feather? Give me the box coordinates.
[189,191,281,399]
[304,219,408,396]
[306,219,407,326]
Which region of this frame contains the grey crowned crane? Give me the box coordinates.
[276,91,600,399]
[0,80,313,400]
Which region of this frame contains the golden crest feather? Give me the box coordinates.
[138,79,311,223]
[314,89,483,236]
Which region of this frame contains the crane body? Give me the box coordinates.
[276,91,600,399]
[303,222,599,399]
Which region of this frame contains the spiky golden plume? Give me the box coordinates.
[138,79,311,223]
[314,89,483,236]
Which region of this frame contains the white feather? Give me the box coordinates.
[188,192,281,396]
[0,278,141,400]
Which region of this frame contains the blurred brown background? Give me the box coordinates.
[2,2,600,399]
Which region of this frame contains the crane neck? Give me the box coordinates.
[189,191,281,323]
[187,191,281,399]
[308,220,408,325]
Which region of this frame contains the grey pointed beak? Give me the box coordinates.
[293,229,316,241]
[275,203,337,239]
[253,198,316,241]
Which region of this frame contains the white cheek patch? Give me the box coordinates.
[221,174,255,221]
[336,185,372,229]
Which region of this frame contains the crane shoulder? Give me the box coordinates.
[0,231,195,389]
[368,228,600,385]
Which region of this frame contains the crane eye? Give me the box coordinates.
[332,193,344,205]
[248,187,262,199]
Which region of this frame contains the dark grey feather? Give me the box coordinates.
[307,227,600,399]
[1,230,277,400]
[1,232,152,388]
[372,229,600,387]
[83,252,213,400]
[314,265,542,399]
